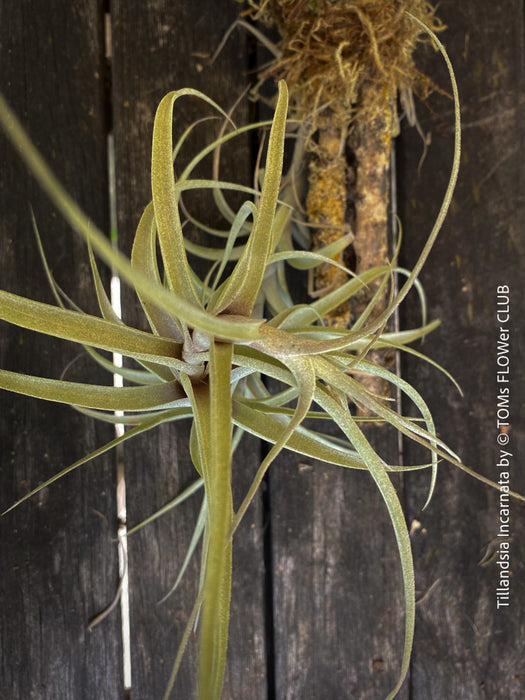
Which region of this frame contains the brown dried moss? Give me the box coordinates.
[244,0,444,133]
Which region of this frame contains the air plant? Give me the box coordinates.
[0,20,522,700]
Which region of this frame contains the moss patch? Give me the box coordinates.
[244,0,443,134]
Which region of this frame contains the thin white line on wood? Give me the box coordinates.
[108,123,132,690]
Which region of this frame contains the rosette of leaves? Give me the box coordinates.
[0,32,522,700]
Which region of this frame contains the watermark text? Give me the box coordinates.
[495,285,512,609]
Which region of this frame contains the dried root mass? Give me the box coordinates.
[245,0,444,132]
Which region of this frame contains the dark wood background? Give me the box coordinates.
[1,1,523,698]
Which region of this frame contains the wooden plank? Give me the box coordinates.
[4,3,522,699]
[263,25,408,689]
[269,337,409,696]
[398,1,525,697]
[110,2,267,697]
[262,12,405,700]
[0,1,123,698]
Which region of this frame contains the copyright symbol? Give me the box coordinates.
[497,433,509,446]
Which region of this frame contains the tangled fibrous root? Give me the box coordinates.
[242,0,444,134]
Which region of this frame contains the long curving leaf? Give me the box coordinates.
[151,89,231,306]
[2,407,188,516]
[314,357,525,501]
[315,356,458,462]
[231,355,316,536]
[314,385,415,700]
[233,399,400,473]
[0,368,185,411]
[131,201,183,339]
[0,289,187,368]
[0,93,264,342]
[208,81,289,316]
[341,355,439,507]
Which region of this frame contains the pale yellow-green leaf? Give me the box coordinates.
[231,355,316,535]
[0,368,184,411]
[131,201,183,339]
[211,201,258,294]
[2,407,186,516]
[0,289,187,368]
[0,95,264,342]
[208,81,288,316]
[267,242,353,272]
[316,384,415,700]
[315,356,458,463]
[276,266,390,330]
[185,342,234,700]
[151,89,227,306]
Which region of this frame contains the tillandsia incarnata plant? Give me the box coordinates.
[0,23,523,700]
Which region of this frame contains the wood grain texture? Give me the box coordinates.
[1,1,524,699]
[398,1,525,698]
[269,385,409,698]
[0,1,122,698]
[110,1,267,697]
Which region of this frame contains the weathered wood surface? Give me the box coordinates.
[0,1,524,699]
[398,1,525,697]
[0,2,122,698]
[270,423,407,699]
